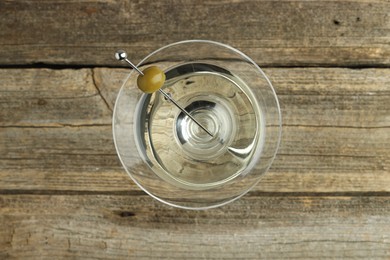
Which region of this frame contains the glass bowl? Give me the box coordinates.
[113,40,281,209]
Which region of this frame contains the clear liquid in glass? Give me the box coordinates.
[134,63,264,190]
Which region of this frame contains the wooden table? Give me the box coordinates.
[1,1,389,259]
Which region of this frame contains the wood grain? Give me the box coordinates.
[0,195,389,259]
[1,0,389,258]
[0,0,389,66]
[0,68,114,126]
[0,68,388,194]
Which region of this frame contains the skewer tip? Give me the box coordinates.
[115,50,127,61]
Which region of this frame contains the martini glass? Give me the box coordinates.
[113,40,281,209]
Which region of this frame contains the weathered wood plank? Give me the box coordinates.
[0,195,389,259]
[266,68,390,128]
[2,67,388,128]
[0,0,389,66]
[0,68,114,126]
[0,67,388,193]
[0,125,388,193]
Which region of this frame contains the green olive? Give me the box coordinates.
[137,66,166,93]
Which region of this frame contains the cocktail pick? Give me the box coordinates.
[115,50,214,137]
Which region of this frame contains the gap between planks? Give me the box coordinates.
[0,190,389,197]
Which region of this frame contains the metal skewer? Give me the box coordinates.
[115,50,214,137]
